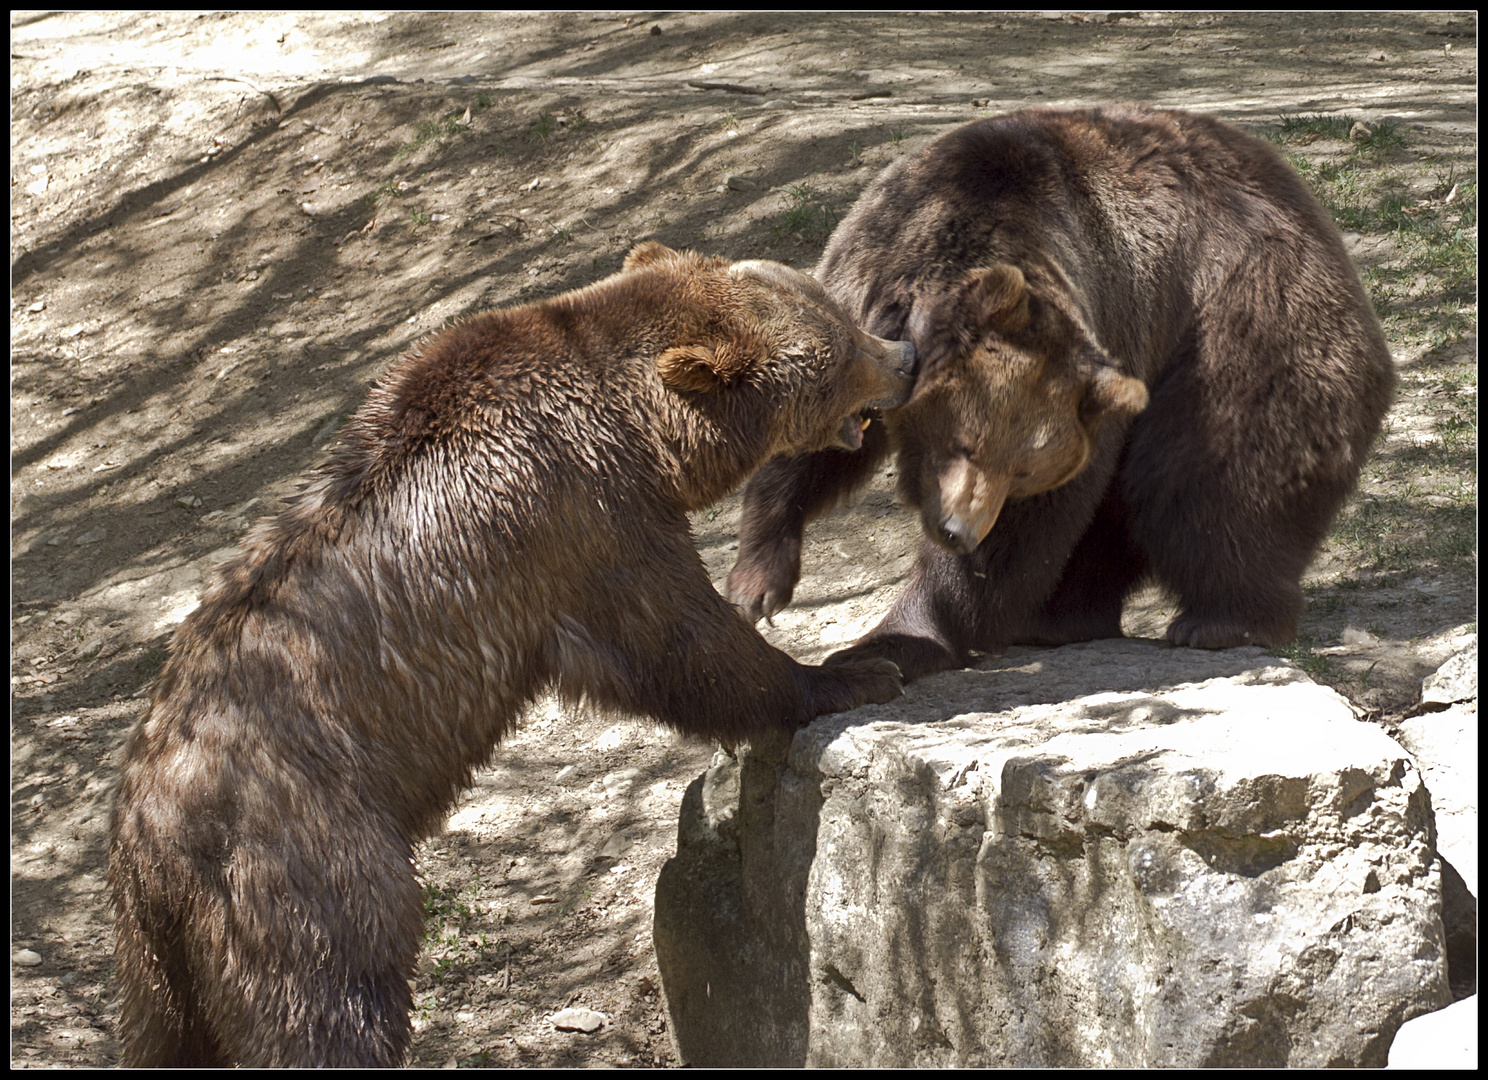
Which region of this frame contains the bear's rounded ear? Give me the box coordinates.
[1080,365,1149,426]
[657,338,761,394]
[624,241,679,271]
[962,263,1031,337]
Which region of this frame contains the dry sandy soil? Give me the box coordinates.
[10,11,1476,1068]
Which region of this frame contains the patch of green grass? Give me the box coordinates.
[393,109,473,160]
[1273,633,1335,679]
[431,931,494,973]
[772,182,839,243]
[1270,114,1405,155]
[1437,411,1476,454]
[363,178,408,208]
[408,207,432,228]
[1328,487,1477,576]
[1424,503,1478,561]
[425,115,465,141]
[888,127,907,144]
[551,227,573,244]
[1354,117,1408,155]
[719,111,739,130]
[1274,112,1356,143]
[419,872,498,969]
[848,139,862,165]
[136,647,169,681]
[528,113,557,141]
[422,879,477,930]
[1282,113,1478,322]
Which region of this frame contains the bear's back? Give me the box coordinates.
[817,105,1348,346]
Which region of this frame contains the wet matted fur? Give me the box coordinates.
[108,243,914,1066]
[727,106,1395,680]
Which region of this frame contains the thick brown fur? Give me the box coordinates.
[108,243,914,1067]
[727,106,1396,680]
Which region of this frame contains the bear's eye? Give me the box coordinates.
[950,439,976,460]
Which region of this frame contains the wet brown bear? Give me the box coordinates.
[108,242,914,1067]
[727,106,1395,681]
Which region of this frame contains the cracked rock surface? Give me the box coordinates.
[656,641,1452,1067]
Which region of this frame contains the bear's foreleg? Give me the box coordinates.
[727,422,893,623]
[1019,478,1146,646]
[561,547,902,741]
[829,444,1123,681]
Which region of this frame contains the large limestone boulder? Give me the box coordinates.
[655,640,1450,1067]
[1395,635,1477,1009]
[1398,636,1477,899]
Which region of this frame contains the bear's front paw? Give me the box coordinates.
[726,543,801,624]
[824,633,962,684]
[833,657,905,708]
[801,658,903,717]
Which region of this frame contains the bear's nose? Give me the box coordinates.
[894,339,916,376]
[938,513,980,555]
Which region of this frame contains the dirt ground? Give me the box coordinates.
[10,11,1476,1068]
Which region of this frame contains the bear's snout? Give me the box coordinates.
[861,337,916,409]
[924,457,1010,555]
[892,338,916,376]
[937,511,982,555]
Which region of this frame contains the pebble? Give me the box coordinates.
[598,829,636,858]
[550,1007,606,1033]
[725,175,758,192]
[602,768,641,799]
[13,949,43,967]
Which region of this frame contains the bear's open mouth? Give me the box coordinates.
[837,411,872,450]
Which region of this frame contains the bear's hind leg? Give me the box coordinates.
[1165,577,1302,650]
[1135,221,1392,650]
[199,822,423,1066]
[112,874,225,1066]
[1125,425,1308,651]
[1120,308,1343,650]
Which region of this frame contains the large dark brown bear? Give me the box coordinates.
[727,106,1396,682]
[108,242,914,1067]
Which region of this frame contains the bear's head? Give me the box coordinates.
[626,242,917,457]
[891,262,1148,555]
